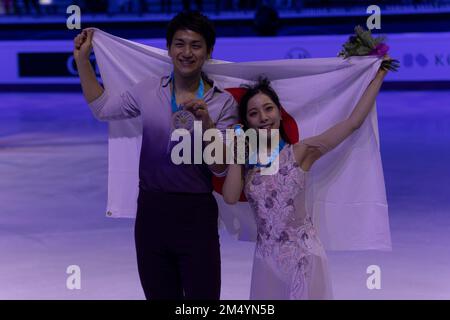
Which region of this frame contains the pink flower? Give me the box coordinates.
[369,43,389,57]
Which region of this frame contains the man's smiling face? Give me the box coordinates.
[168,29,211,78]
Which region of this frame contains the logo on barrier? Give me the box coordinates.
[67,53,100,76]
[18,52,100,77]
[285,47,311,59]
[434,54,450,66]
[403,53,450,68]
[403,53,429,67]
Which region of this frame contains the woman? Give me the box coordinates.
[223,56,391,299]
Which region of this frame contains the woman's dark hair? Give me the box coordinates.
[239,77,290,143]
[166,11,216,53]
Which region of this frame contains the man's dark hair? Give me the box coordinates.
[239,77,290,143]
[166,11,216,53]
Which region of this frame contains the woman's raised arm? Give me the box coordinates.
[294,57,390,171]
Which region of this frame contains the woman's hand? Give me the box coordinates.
[378,53,400,75]
[375,54,393,79]
[73,28,94,63]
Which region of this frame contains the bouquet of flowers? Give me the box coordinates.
[338,25,400,72]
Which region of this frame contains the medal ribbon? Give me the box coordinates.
[247,138,286,169]
[170,71,205,113]
[166,72,205,155]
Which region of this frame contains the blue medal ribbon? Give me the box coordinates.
[166,72,205,154]
[247,138,286,169]
[170,71,205,113]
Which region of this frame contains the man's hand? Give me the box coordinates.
[73,28,104,104]
[183,99,215,130]
[74,28,94,63]
[183,100,228,174]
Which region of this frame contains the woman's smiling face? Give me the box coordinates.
[246,92,282,133]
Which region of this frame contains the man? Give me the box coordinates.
[74,11,238,299]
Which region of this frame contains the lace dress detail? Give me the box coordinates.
[244,144,332,300]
